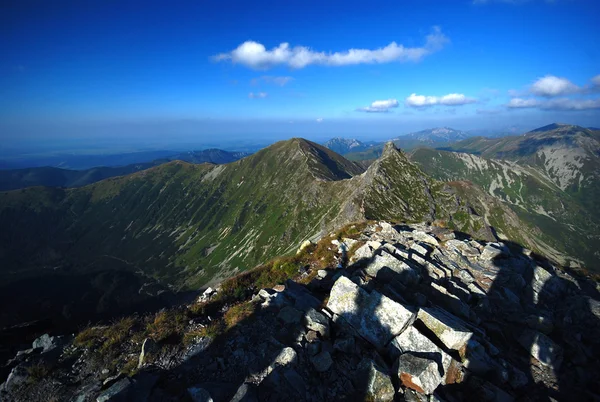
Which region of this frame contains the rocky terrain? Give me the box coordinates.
[3,222,599,401]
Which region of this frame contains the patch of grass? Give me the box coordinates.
[26,362,50,383]
[146,310,188,343]
[100,317,137,352]
[121,356,139,376]
[224,303,255,330]
[74,326,105,349]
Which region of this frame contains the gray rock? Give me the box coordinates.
[479,243,509,261]
[310,351,333,372]
[32,334,62,353]
[187,387,213,402]
[274,347,298,367]
[417,307,472,351]
[410,243,429,258]
[445,240,480,258]
[412,231,439,247]
[354,358,395,402]
[317,270,328,279]
[364,250,420,285]
[388,326,453,384]
[350,243,374,264]
[429,282,471,318]
[306,342,320,356]
[97,378,132,402]
[517,330,562,369]
[333,337,355,354]
[327,277,415,350]
[396,353,443,395]
[462,339,500,376]
[303,308,330,337]
[230,383,258,402]
[0,364,29,393]
[277,306,303,325]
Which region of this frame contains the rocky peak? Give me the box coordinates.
[4,221,598,401]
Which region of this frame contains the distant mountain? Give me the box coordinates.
[441,123,600,215]
[0,162,160,191]
[0,149,250,191]
[392,127,471,149]
[0,150,178,171]
[173,149,250,164]
[323,138,374,155]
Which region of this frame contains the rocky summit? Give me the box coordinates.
[2,222,599,401]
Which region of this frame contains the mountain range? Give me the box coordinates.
[0,149,250,191]
[0,138,556,334]
[335,127,477,161]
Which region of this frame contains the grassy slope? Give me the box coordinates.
[410,147,599,269]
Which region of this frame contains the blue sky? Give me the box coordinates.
[1,0,600,147]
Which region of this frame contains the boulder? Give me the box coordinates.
[412,231,439,247]
[270,347,297,368]
[303,308,330,338]
[277,306,303,325]
[310,351,333,372]
[230,383,258,402]
[417,307,472,351]
[429,283,471,319]
[327,277,415,350]
[364,251,420,286]
[353,358,395,402]
[396,353,443,395]
[32,334,63,353]
[351,243,374,264]
[517,330,562,369]
[388,326,453,384]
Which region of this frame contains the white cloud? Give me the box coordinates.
[592,75,600,87]
[212,27,448,69]
[357,98,399,113]
[542,98,600,110]
[507,98,540,108]
[251,76,294,86]
[248,92,267,99]
[405,93,476,107]
[530,75,579,97]
[316,118,323,123]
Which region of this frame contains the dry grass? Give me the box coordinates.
[26,362,50,383]
[146,310,188,343]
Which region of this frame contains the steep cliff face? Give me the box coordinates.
[3,222,598,401]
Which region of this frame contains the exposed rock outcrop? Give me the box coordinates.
[2,221,599,401]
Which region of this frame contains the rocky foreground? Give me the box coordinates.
[2,222,599,401]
